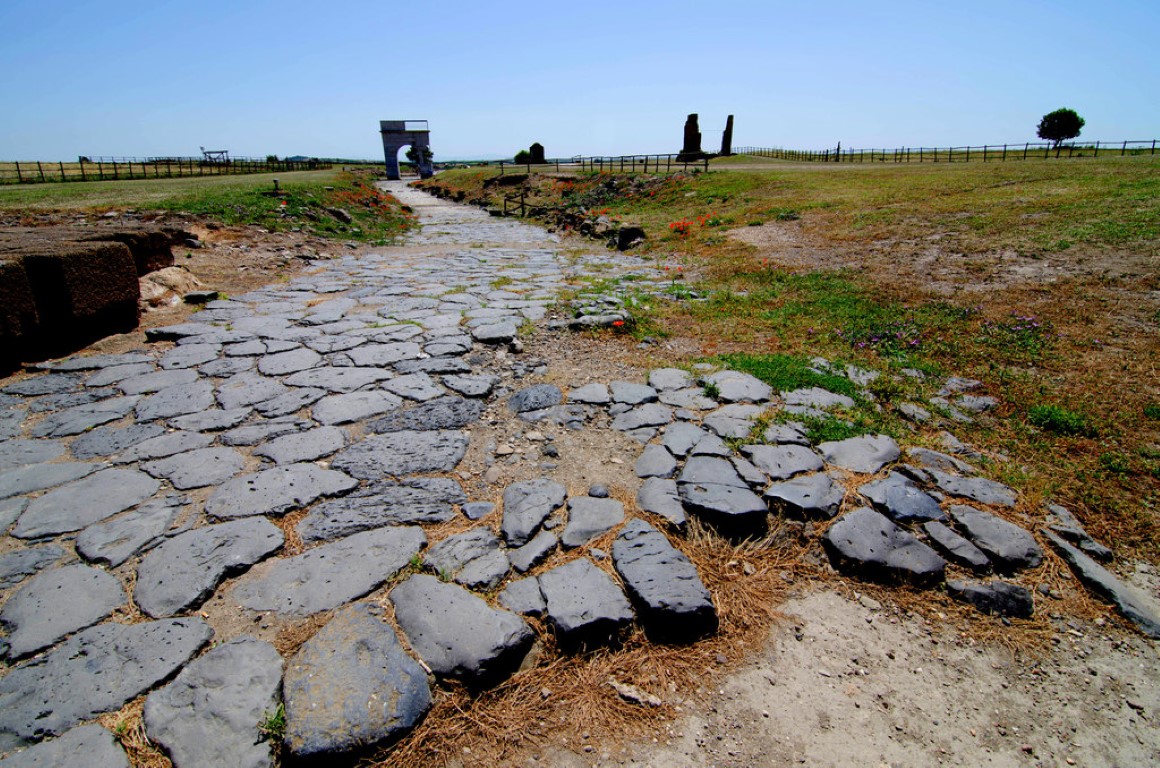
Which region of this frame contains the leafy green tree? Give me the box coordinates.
[513,149,532,164]
[1036,108,1085,148]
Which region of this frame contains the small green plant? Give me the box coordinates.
[1143,404,1160,420]
[978,313,1057,361]
[408,553,423,570]
[258,703,287,743]
[702,380,721,399]
[1098,452,1131,475]
[490,275,514,289]
[1027,404,1092,436]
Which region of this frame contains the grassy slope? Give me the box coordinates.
[0,169,417,245]
[425,159,1160,556]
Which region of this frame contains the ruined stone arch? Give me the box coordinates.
[380,120,434,180]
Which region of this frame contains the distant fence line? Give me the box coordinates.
[0,157,334,185]
[497,153,710,175]
[733,139,1159,164]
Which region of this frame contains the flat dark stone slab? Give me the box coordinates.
[501,478,567,546]
[391,575,533,687]
[946,579,1034,619]
[12,469,160,539]
[0,618,212,750]
[283,366,392,393]
[742,444,823,480]
[117,368,198,396]
[331,430,469,479]
[253,386,326,418]
[0,545,64,589]
[818,435,901,474]
[1,564,125,659]
[205,464,357,520]
[220,418,309,446]
[214,372,290,411]
[252,426,347,465]
[610,403,673,432]
[1045,530,1160,639]
[508,384,563,413]
[297,478,465,544]
[368,396,483,433]
[3,374,82,397]
[634,444,677,478]
[143,637,283,768]
[677,457,767,537]
[538,558,634,651]
[822,507,946,587]
[947,505,1042,572]
[135,381,215,421]
[283,603,430,759]
[922,520,991,572]
[636,477,687,527]
[256,347,322,376]
[312,391,402,425]
[700,370,772,403]
[113,431,214,463]
[508,530,558,573]
[764,472,845,519]
[424,527,509,589]
[141,447,245,490]
[69,423,166,459]
[442,374,497,398]
[612,519,717,643]
[0,439,65,468]
[561,496,625,548]
[0,462,99,501]
[76,495,183,567]
[0,724,130,768]
[859,471,945,523]
[231,526,425,616]
[345,342,423,367]
[930,469,1017,508]
[134,518,285,618]
[30,397,140,437]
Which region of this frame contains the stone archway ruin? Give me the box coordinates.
[380,120,434,180]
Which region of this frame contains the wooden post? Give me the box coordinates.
[14,162,22,182]
[37,161,46,182]
[1121,140,1127,156]
[79,159,87,181]
[1094,141,1099,157]
[1023,142,1028,160]
[1002,144,1007,161]
[1152,140,1156,155]
[59,161,66,181]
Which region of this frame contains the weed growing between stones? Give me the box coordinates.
[98,698,171,768]
[257,702,287,744]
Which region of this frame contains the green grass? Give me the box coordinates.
[1027,404,1093,436]
[714,352,858,398]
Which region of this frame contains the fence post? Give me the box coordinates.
[1121,140,1127,156]
[1152,140,1156,155]
[1094,141,1099,157]
[36,161,46,182]
[14,162,22,182]
[1002,144,1007,161]
[79,159,86,181]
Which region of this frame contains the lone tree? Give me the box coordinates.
[1037,108,1085,149]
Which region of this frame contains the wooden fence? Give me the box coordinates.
[0,157,332,185]
[497,153,710,175]
[733,140,1159,164]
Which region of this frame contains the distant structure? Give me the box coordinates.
[720,115,734,156]
[200,146,229,164]
[379,120,434,180]
[529,142,546,164]
[676,114,704,161]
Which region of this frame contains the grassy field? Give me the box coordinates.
[0,168,417,245]
[421,158,1160,557]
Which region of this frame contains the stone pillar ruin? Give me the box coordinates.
[529,142,546,164]
[379,120,434,180]
[720,115,734,156]
[677,114,704,162]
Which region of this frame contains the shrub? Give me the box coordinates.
[1027,404,1092,436]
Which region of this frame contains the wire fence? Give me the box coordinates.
[497,153,710,175]
[732,140,1159,164]
[0,156,333,185]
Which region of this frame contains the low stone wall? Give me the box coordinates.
[0,226,187,371]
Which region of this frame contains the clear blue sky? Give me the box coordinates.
[1,0,1157,160]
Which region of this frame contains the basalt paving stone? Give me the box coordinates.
[424,527,509,590]
[1,564,126,659]
[283,366,392,393]
[85,363,156,387]
[0,618,213,751]
[930,470,1018,508]
[568,383,610,404]
[367,396,482,433]
[907,447,978,475]
[393,357,471,375]
[742,444,823,481]
[508,529,558,574]
[345,342,423,367]
[0,497,27,533]
[704,403,767,440]
[636,477,687,527]
[425,336,472,357]
[69,423,165,459]
[700,370,772,403]
[561,496,625,548]
[0,408,26,441]
[256,348,322,376]
[220,418,310,447]
[658,388,718,410]
[946,579,1034,619]
[117,369,199,396]
[76,495,184,567]
[635,444,677,478]
[158,344,220,371]
[12,469,160,539]
[136,381,215,422]
[0,545,64,589]
[312,391,402,425]
[141,447,246,490]
[282,602,431,759]
[143,637,282,768]
[214,373,289,411]
[0,724,131,768]
[253,425,347,465]
[113,431,214,463]
[661,422,708,458]
[463,501,495,520]
[331,430,469,479]
[205,463,357,520]
[31,396,140,437]
[764,472,846,519]
[381,372,445,402]
[611,403,673,432]
[818,434,901,475]
[168,407,252,432]
[498,576,546,617]
[297,477,466,543]
[34,353,154,372]
[612,519,717,643]
[649,368,693,391]
[609,381,658,405]
[501,478,567,546]
[538,558,634,651]
[199,357,253,377]
[922,520,992,572]
[231,526,426,616]
[947,505,1042,572]
[859,472,945,523]
[442,374,497,398]
[508,384,563,413]
[391,575,533,687]
[252,386,326,418]
[822,507,946,587]
[2,374,83,397]
[0,439,65,467]
[27,389,119,414]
